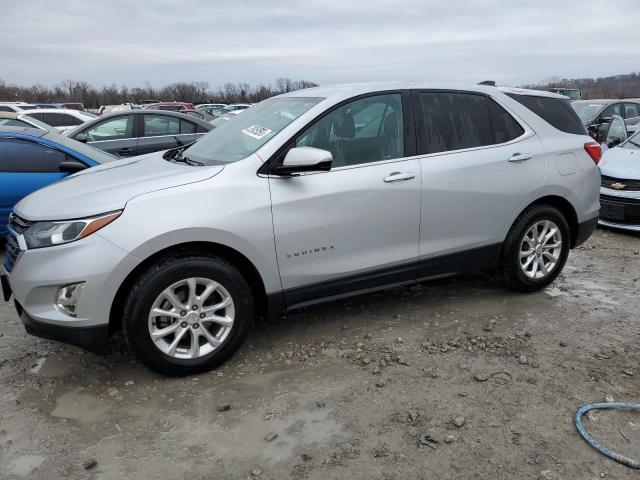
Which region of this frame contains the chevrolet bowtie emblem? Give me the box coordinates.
[611,182,626,190]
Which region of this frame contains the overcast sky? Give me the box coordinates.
[2,0,639,89]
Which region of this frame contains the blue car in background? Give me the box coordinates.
[0,127,115,237]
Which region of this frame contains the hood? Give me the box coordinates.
[599,147,640,180]
[15,151,224,221]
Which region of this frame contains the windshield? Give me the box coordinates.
[184,97,322,165]
[622,130,640,150]
[571,102,603,122]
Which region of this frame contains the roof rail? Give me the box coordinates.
[478,80,496,86]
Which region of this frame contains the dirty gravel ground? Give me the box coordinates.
[1,228,639,480]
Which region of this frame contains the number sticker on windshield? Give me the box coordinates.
[242,125,272,140]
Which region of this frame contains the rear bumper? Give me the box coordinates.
[574,216,599,247]
[17,301,110,354]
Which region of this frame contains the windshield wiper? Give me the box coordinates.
[163,145,205,166]
[173,155,205,167]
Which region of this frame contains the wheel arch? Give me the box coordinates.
[510,195,580,248]
[108,241,273,335]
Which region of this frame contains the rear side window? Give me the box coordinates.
[507,94,586,135]
[43,113,83,127]
[0,138,68,173]
[143,115,180,136]
[488,99,524,143]
[414,92,494,154]
[0,106,13,112]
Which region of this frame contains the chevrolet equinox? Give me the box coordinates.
[1,82,601,375]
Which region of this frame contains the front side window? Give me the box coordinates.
[0,138,68,173]
[601,103,622,119]
[143,115,180,137]
[295,94,404,167]
[184,97,322,165]
[84,116,134,141]
[415,92,493,154]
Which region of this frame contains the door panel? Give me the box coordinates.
[269,159,422,298]
[418,134,545,265]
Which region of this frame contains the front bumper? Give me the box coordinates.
[16,300,110,354]
[598,189,640,232]
[3,228,140,352]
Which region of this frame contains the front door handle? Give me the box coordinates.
[508,153,532,162]
[118,147,134,156]
[383,172,416,183]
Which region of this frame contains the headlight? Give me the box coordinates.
[23,211,122,249]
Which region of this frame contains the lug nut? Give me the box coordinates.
[193,323,199,329]
[192,305,198,311]
[181,322,187,328]
[180,310,186,316]
[199,313,206,319]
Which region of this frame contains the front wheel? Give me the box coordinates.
[500,204,570,292]
[123,255,253,376]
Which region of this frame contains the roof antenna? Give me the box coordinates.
[478,80,496,86]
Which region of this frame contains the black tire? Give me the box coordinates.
[500,204,570,292]
[123,254,253,376]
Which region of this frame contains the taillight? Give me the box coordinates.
[584,142,602,165]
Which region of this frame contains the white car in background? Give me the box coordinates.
[0,102,38,113]
[0,112,55,131]
[598,123,640,232]
[221,103,250,113]
[18,108,95,133]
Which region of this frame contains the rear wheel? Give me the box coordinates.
[123,255,253,376]
[500,204,570,292]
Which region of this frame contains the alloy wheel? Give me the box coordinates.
[147,277,235,359]
[519,220,563,280]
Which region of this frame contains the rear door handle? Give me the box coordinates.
[508,153,532,162]
[118,147,134,156]
[383,172,416,183]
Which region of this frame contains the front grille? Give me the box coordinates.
[600,194,640,225]
[3,213,31,273]
[601,175,640,191]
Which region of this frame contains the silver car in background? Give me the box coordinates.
[1,82,600,375]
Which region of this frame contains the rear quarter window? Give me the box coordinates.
[507,94,586,135]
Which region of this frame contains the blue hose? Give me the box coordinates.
[575,402,640,469]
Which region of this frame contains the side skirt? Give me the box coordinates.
[265,243,502,316]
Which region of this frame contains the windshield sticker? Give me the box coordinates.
[242,125,272,140]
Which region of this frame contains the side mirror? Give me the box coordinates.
[271,147,332,175]
[607,137,622,149]
[75,133,88,143]
[59,160,87,173]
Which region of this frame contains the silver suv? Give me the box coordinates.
[1,83,601,375]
